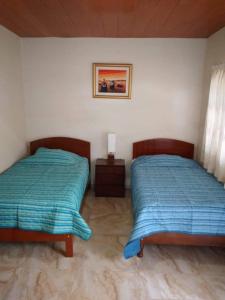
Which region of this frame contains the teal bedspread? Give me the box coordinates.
[0,148,92,240]
[124,155,225,258]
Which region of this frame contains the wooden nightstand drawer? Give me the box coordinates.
[96,165,124,175]
[95,185,125,197]
[95,173,124,185]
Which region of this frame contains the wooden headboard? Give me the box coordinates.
[133,138,194,159]
[30,137,91,164]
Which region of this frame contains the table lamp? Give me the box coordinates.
[107,133,116,162]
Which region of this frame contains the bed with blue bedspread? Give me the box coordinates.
[0,137,92,256]
[124,139,225,259]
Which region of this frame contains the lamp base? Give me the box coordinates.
[107,153,115,163]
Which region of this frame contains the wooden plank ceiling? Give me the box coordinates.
[0,0,225,38]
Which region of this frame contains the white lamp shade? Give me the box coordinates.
[108,133,116,154]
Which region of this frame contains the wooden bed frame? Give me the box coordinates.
[132,138,225,257]
[0,137,91,257]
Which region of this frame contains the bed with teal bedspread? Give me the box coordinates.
[0,148,92,240]
[124,155,225,258]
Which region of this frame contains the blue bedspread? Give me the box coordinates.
[124,155,225,258]
[0,148,92,240]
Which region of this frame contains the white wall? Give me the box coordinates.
[198,27,225,156]
[0,26,26,172]
[21,38,206,184]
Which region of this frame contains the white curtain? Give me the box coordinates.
[201,64,225,183]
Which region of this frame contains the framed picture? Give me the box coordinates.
[93,63,132,99]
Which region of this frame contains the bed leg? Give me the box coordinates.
[137,240,144,258]
[65,235,73,257]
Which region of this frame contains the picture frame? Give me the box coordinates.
[93,63,132,99]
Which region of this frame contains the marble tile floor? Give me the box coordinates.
[1,190,225,300]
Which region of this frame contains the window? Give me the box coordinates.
[202,64,225,183]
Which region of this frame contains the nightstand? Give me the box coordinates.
[95,158,125,197]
